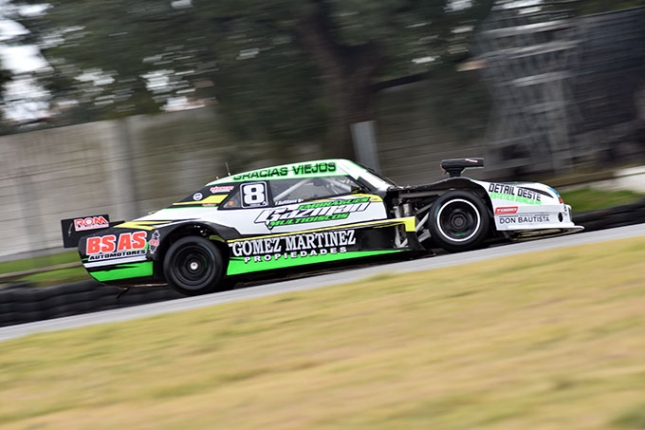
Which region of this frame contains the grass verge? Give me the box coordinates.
[1,236,645,429]
[0,250,90,287]
[0,250,79,274]
[561,187,645,212]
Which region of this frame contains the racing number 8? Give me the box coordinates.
[242,182,268,207]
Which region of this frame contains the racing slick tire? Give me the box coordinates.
[428,190,490,253]
[163,236,225,296]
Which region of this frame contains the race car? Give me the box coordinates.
[61,158,582,296]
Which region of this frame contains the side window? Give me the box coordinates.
[271,176,362,205]
[220,188,241,209]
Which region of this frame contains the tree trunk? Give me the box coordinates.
[295,0,384,160]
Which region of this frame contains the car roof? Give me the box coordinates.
[206,159,368,185]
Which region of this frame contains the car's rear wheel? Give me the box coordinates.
[428,191,490,252]
[163,236,225,296]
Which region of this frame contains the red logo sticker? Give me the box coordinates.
[210,186,234,194]
[74,216,109,232]
[86,232,147,255]
[495,206,519,215]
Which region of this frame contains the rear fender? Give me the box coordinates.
[398,178,494,217]
[145,221,240,263]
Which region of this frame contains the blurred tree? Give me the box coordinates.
[0,60,12,106]
[14,0,496,157]
[0,60,13,129]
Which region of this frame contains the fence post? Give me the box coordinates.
[351,121,381,172]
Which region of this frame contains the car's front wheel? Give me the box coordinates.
[163,236,225,296]
[428,191,490,252]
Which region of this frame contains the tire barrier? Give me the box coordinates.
[1,201,644,329]
[0,281,183,328]
[573,198,645,232]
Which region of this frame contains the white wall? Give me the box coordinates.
[0,108,326,259]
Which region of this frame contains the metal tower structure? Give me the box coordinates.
[572,7,645,164]
[476,1,582,176]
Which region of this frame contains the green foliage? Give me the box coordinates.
[14,0,496,147]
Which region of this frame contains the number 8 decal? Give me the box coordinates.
[241,182,268,208]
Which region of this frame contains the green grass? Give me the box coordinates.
[561,187,645,213]
[16,266,92,286]
[1,236,645,429]
[0,250,79,275]
[0,250,90,287]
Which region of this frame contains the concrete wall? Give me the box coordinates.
[0,121,126,258]
[124,109,323,215]
[0,108,329,259]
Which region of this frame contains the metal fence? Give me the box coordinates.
[477,5,645,177]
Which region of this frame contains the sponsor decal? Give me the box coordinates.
[233,167,288,181]
[254,197,370,229]
[193,193,203,201]
[232,162,337,181]
[230,230,356,264]
[276,198,304,205]
[488,183,542,205]
[86,231,147,261]
[149,230,160,254]
[291,161,336,175]
[499,215,551,224]
[210,186,234,194]
[74,216,109,232]
[495,206,519,215]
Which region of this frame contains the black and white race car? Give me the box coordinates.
[61,158,582,295]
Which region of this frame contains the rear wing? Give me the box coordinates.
[440,158,484,178]
[60,215,122,248]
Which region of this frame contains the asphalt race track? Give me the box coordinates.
[2,224,644,342]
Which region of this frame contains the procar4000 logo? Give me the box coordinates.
[254,197,370,229]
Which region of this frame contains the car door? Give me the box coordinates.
[215,175,388,236]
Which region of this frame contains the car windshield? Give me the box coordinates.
[356,163,397,189]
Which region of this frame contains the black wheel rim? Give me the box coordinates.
[172,245,215,289]
[436,199,481,242]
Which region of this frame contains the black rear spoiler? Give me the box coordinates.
[60,215,123,248]
[440,158,484,178]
